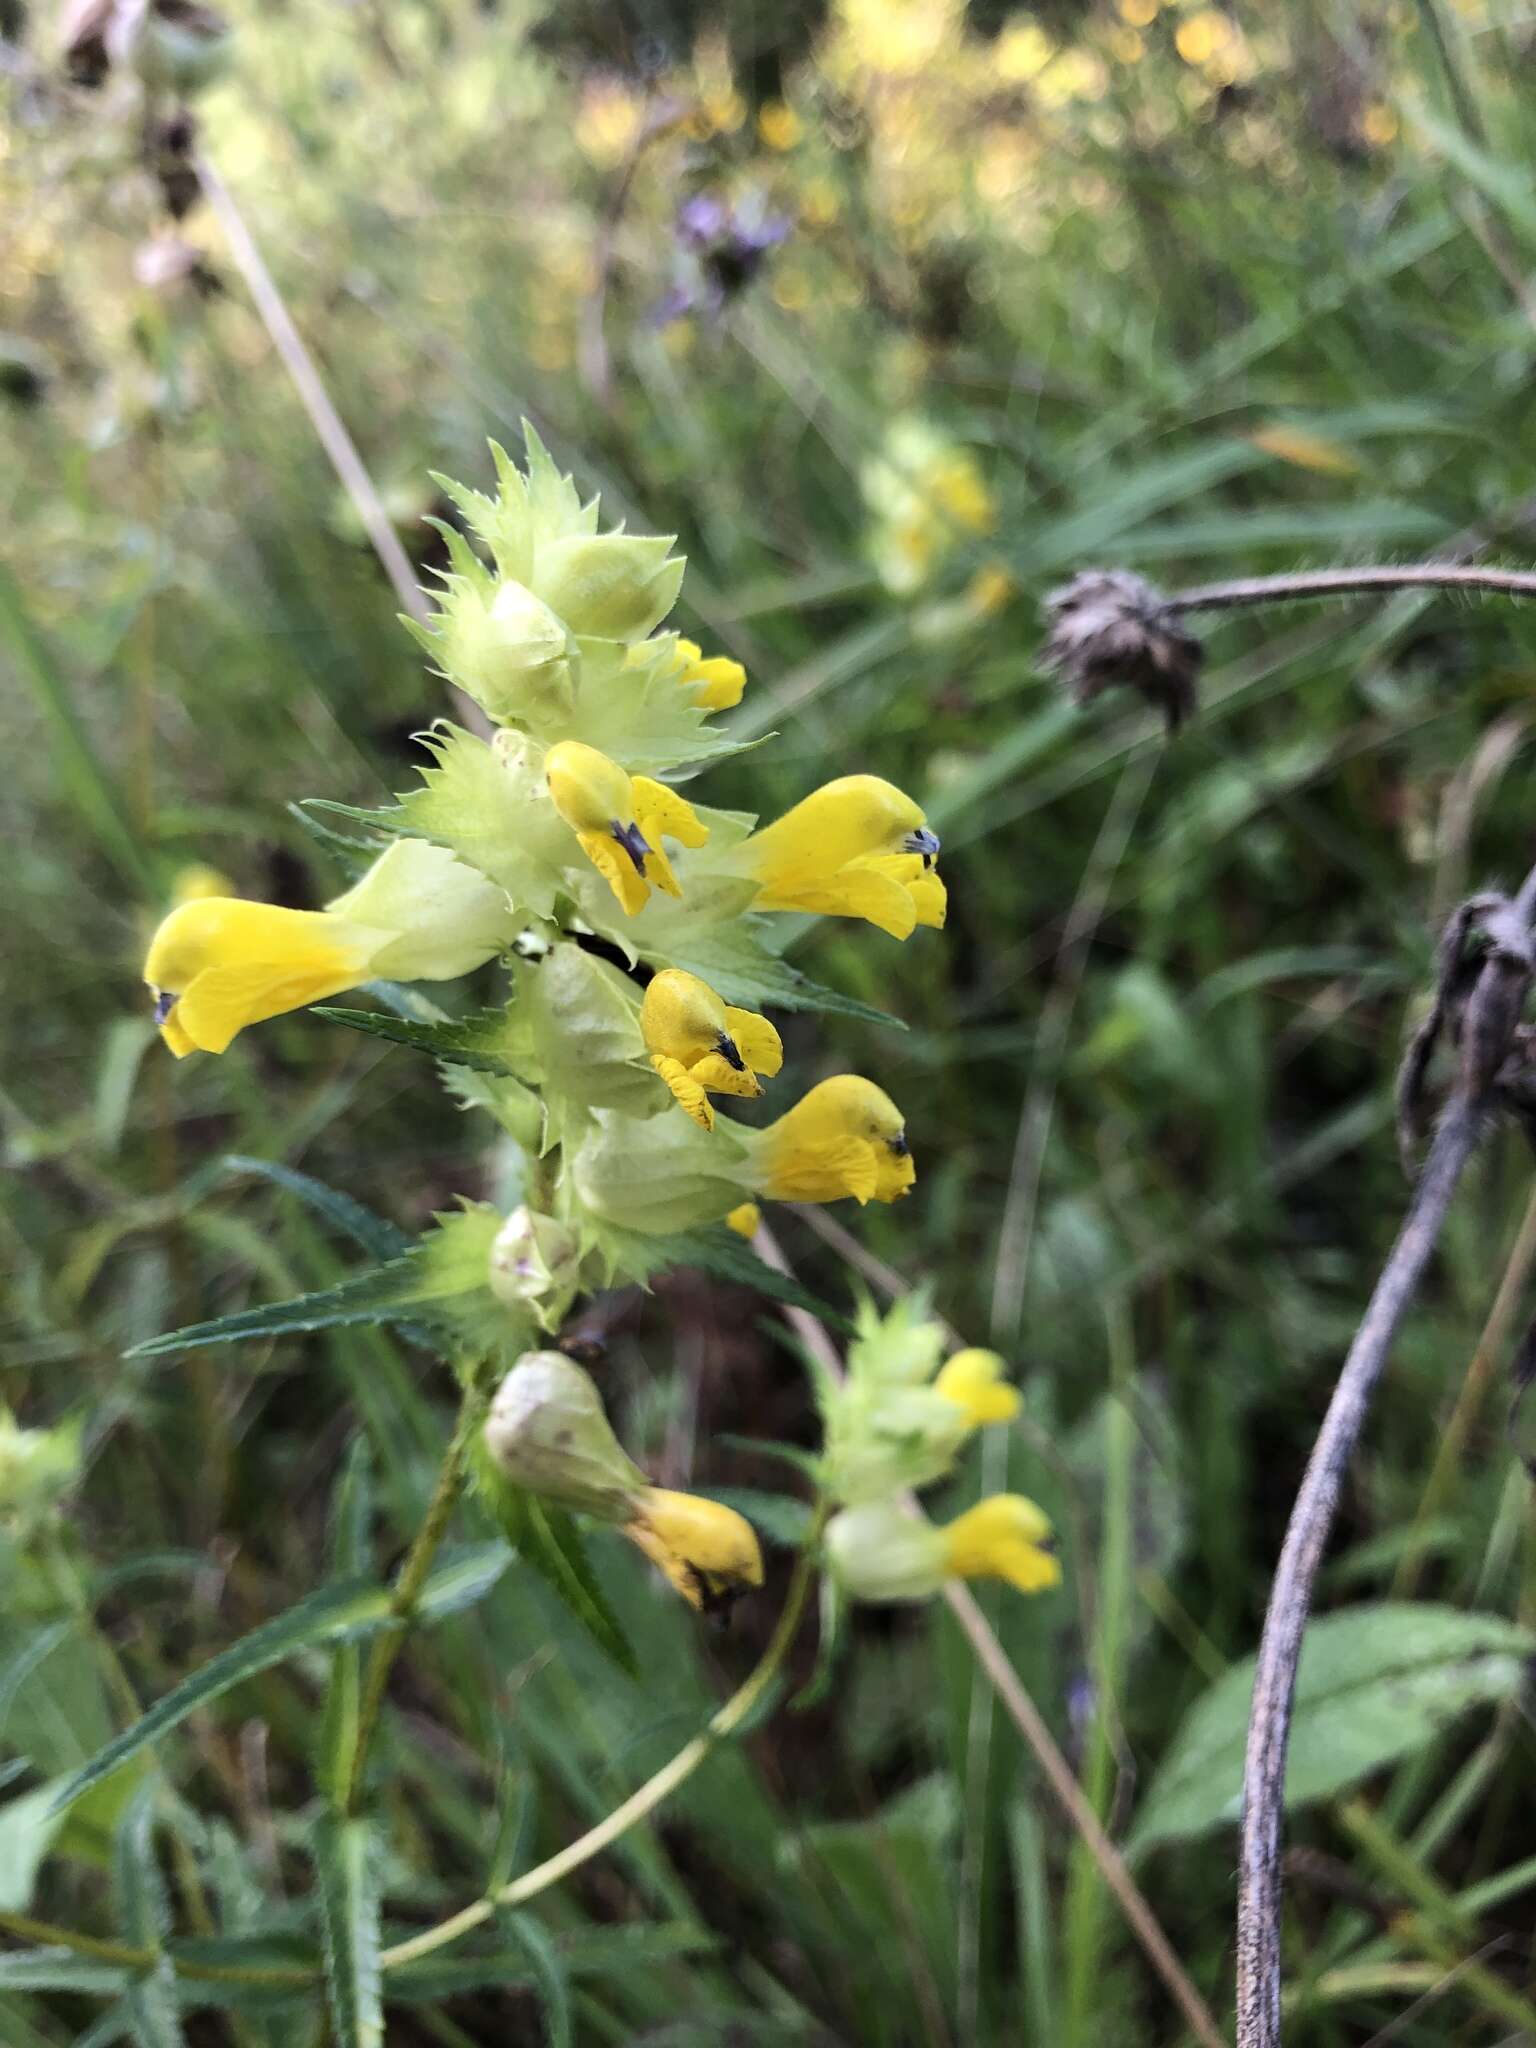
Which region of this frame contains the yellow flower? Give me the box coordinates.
[941,1495,1061,1594]
[545,740,708,915]
[144,898,383,1057]
[627,635,746,710]
[932,1349,1022,1426]
[624,1485,764,1615]
[755,1075,914,1205]
[735,775,944,939]
[144,842,514,1056]
[725,1202,761,1238]
[641,968,782,1130]
[826,1493,1059,1604]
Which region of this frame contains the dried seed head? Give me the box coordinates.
[1039,570,1204,734]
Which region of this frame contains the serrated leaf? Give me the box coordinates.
[123,1262,426,1361]
[640,917,903,1029]
[1131,1604,1536,1854]
[313,1815,384,2048]
[52,1548,508,1815]
[472,1446,636,1677]
[311,1005,517,1076]
[222,1157,412,1262]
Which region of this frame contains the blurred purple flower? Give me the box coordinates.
[655,192,791,323]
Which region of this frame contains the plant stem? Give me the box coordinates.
[342,1384,489,1816]
[194,152,427,628]
[1167,564,1536,616]
[378,1508,825,1973]
[1235,1094,1496,2046]
[0,1910,151,1970]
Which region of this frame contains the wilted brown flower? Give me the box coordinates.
[1039,569,1205,733]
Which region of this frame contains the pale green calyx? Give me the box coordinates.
[531,531,685,643]
[0,1407,81,1534]
[488,1206,583,1330]
[434,577,574,725]
[482,1352,646,1521]
[825,1500,946,1603]
[326,838,517,981]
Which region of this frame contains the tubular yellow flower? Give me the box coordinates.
[545,739,708,915]
[624,1485,764,1614]
[942,1495,1061,1594]
[627,635,746,710]
[144,899,382,1057]
[735,775,945,939]
[754,1074,914,1205]
[826,1493,1059,1604]
[725,1201,761,1238]
[932,1349,1022,1426]
[640,968,782,1129]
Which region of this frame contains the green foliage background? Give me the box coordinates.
[9,0,1536,2040]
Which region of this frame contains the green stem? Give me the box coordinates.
[378,1505,827,1974]
[0,1911,151,1970]
[342,1382,490,1816]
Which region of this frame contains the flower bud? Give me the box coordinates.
[436,577,573,724]
[483,1353,645,1521]
[532,532,684,642]
[488,1207,583,1329]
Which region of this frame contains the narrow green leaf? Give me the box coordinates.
[662,1229,853,1332]
[222,1157,413,1262]
[123,1262,426,1361]
[53,1549,507,1815]
[313,1815,384,2048]
[1131,1605,1536,1853]
[0,560,155,894]
[472,1446,637,1677]
[318,1441,374,1806]
[499,1912,572,2048]
[0,1949,127,1996]
[311,1003,519,1075]
[704,1488,813,1548]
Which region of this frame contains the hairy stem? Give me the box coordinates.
[1237,860,1536,2045]
[1167,564,1536,615]
[378,1507,826,1973]
[342,1384,489,1816]
[1235,1098,1490,2044]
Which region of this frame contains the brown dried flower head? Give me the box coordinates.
[1040,569,1205,733]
